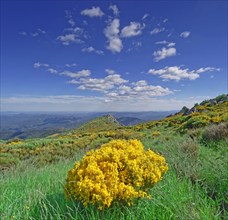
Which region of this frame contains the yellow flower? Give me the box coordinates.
[65,139,168,209]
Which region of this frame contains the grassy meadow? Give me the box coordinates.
[1,96,228,219]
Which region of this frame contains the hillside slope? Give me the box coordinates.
[1,94,228,219]
[135,94,228,133]
[1,94,227,170]
[68,114,122,134]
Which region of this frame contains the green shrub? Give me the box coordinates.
[183,117,208,129]
[201,121,228,142]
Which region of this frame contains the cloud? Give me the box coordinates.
[133,80,148,87]
[109,5,119,16]
[34,62,90,79]
[107,80,172,99]
[121,22,144,38]
[65,63,77,67]
[82,46,104,55]
[180,31,191,38]
[81,6,104,18]
[167,42,175,47]
[2,95,192,112]
[148,66,220,81]
[67,73,171,98]
[31,65,175,111]
[107,37,123,53]
[31,32,39,37]
[105,69,117,75]
[1,95,104,105]
[64,27,82,33]
[59,70,91,78]
[57,26,84,45]
[142,14,149,20]
[68,72,128,92]
[68,18,75,27]
[33,62,49,68]
[155,40,175,47]
[65,10,76,27]
[195,67,220,73]
[57,33,83,45]
[18,31,27,36]
[104,18,123,53]
[153,47,176,62]
[150,28,165,35]
[104,18,121,39]
[47,68,58,74]
[37,28,46,34]
[30,28,46,37]
[19,28,45,38]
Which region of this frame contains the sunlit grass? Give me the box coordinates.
[1,138,225,220]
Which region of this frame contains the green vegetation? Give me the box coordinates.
[0,95,227,219]
[70,114,122,134]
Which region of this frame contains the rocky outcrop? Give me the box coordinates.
[168,94,228,117]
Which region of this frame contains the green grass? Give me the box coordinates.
[1,98,227,219]
[0,159,220,220]
[1,135,226,220]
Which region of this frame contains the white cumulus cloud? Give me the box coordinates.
[107,80,172,99]
[81,6,104,17]
[148,66,220,81]
[47,68,58,74]
[105,69,117,75]
[33,62,49,68]
[57,33,83,45]
[121,22,144,38]
[59,70,91,78]
[109,5,119,16]
[153,47,176,62]
[69,72,128,92]
[104,18,123,53]
[82,46,104,55]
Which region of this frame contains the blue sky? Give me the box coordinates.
[1,1,227,112]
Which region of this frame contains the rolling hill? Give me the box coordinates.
[69,114,122,134]
[0,94,227,219]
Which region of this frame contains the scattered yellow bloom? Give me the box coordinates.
[152,131,161,137]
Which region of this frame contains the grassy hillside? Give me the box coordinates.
[70,114,122,134]
[0,94,228,219]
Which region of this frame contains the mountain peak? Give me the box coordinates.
[71,114,122,134]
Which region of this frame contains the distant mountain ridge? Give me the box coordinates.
[1,93,227,140]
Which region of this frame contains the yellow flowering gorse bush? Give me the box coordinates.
[64,139,168,209]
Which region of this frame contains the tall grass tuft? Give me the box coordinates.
[201,121,228,142]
